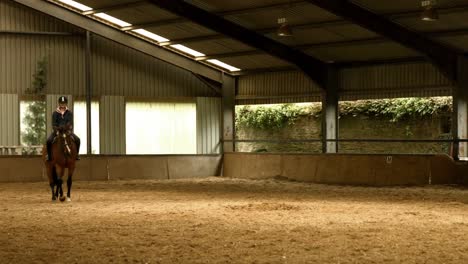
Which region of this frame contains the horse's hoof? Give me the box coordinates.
[59,196,66,202]
[52,198,57,202]
[66,197,71,202]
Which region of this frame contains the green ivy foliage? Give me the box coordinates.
[236,104,308,130]
[339,97,452,122]
[236,97,452,130]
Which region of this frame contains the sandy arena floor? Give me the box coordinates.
[0,177,468,264]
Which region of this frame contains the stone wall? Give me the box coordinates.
[235,116,451,154]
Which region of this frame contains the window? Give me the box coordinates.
[126,102,196,154]
[73,101,100,154]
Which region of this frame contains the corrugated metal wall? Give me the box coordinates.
[91,35,218,98]
[237,63,453,104]
[0,94,19,146]
[46,94,73,135]
[196,97,222,154]
[0,0,82,33]
[339,62,453,100]
[237,71,322,105]
[100,96,125,154]
[0,35,85,95]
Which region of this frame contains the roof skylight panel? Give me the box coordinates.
[93,13,132,27]
[207,59,241,72]
[171,44,205,57]
[57,0,92,11]
[132,29,170,43]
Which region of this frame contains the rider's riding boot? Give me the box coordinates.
[76,141,81,160]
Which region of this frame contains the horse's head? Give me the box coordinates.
[53,125,75,156]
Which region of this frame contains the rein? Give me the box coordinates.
[63,133,72,156]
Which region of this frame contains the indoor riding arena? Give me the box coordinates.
[1,0,468,263]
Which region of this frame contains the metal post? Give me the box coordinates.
[321,67,339,153]
[222,73,236,152]
[85,31,92,155]
[452,55,468,160]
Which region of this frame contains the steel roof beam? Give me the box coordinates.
[232,57,428,75]
[159,34,223,46]
[122,18,184,31]
[304,0,460,82]
[148,0,329,88]
[196,50,265,61]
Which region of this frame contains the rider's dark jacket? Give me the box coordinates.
[52,109,74,129]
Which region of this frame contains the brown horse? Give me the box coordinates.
[42,125,78,202]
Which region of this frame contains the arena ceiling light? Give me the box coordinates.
[170,44,205,57]
[206,59,241,72]
[93,13,132,27]
[421,0,439,21]
[277,17,292,37]
[131,29,169,43]
[57,0,92,11]
[277,0,293,37]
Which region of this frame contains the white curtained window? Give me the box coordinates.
[126,102,196,154]
[74,101,100,154]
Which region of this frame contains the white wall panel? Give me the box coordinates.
[100,96,125,154]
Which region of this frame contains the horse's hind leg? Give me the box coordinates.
[67,165,75,202]
[53,167,60,199]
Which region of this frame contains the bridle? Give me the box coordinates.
[62,132,72,155]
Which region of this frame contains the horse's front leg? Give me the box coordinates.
[56,166,66,202]
[47,165,56,201]
[66,167,74,202]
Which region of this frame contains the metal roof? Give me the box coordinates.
[32,0,468,78]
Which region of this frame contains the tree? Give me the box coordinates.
[22,57,47,154]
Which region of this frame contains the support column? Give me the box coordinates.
[222,73,236,152]
[321,68,339,153]
[85,31,92,155]
[452,55,468,160]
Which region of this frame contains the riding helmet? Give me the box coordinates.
[58,96,68,104]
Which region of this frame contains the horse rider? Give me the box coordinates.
[46,96,80,161]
